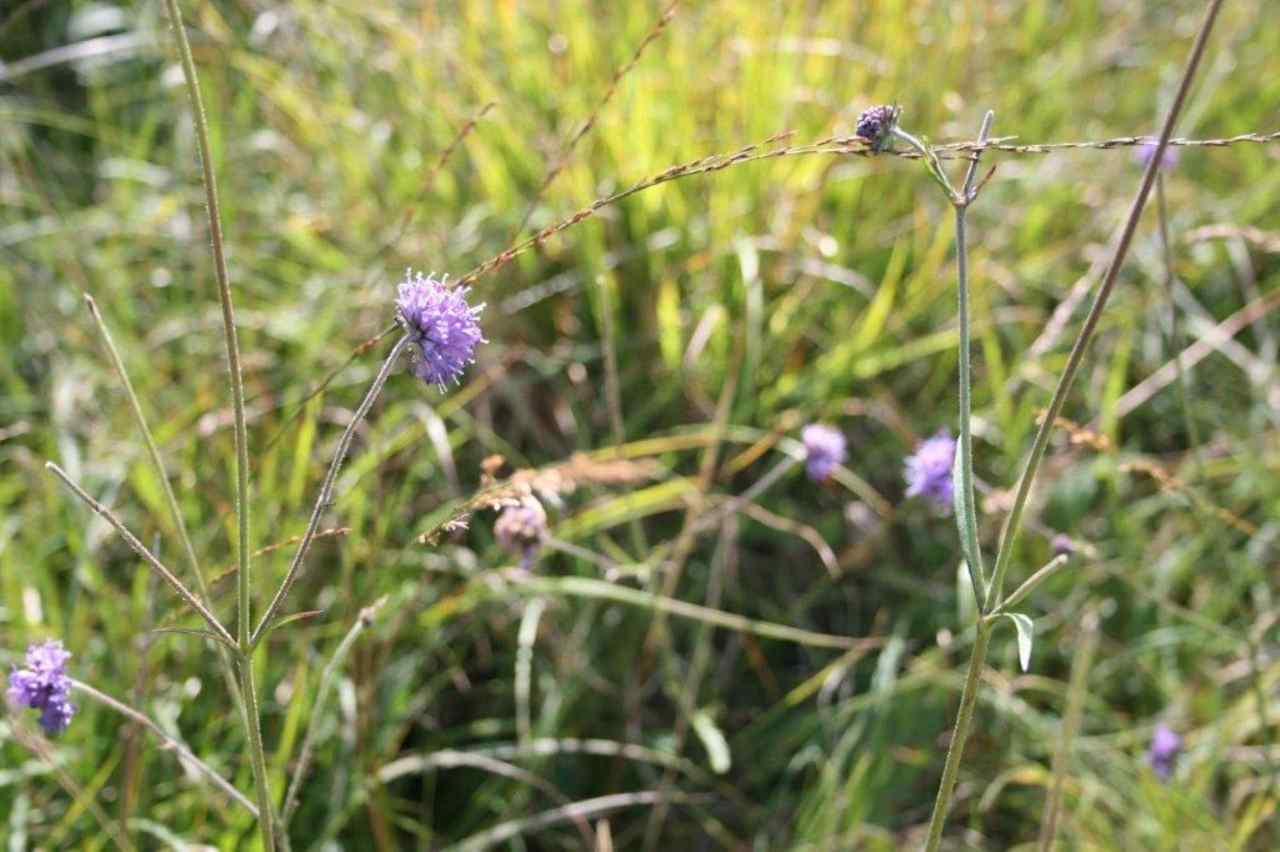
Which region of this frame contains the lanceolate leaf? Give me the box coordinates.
[999,612,1035,672]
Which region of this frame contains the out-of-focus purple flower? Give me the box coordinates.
[1135,140,1179,172]
[856,104,900,152]
[495,497,549,564]
[395,270,486,389]
[802,424,846,482]
[904,429,957,510]
[1148,723,1183,781]
[7,640,77,735]
[1051,533,1075,557]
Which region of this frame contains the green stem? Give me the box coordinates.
[158,0,252,648]
[160,1,269,846]
[84,294,248,724]
[239,654,277,852]
[953,111,994,603]
[252,334,411,646]
[983,0,1225,613]
[923,622,992,852]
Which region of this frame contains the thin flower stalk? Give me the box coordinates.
[70,679,257,816]
[253,334,412,645]
[84,294,247,721]
[44,462,234,648]
[159,0,271,846]
[924,2,1227,848]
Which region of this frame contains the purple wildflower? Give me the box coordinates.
[904,429,957,510]
[395,270,486,389]
[856,104,900,152]
[1050,533,1075,557]
[1148,723,1183,781]
[1135,140,1179,172]
[495,497,549,564]
[802,424,846,482]
[7,640,77,735]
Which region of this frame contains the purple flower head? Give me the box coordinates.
[856,104,901,153]
[7,640,77,735]
[904,429,957,510]
[1148,723,1183,781]
[395,270,486,389]
[802,424,846,482]
[1135,140,1179,172]
[495,497,549,564]
[1050,533,1075,557]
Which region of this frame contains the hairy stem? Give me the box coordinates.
[238,655,277,852]
[84,294,247,722]
[160,1,268,846]
[253,334,411,645]
[71,679,257,816]
[923,622,992,851]
[158,0,251,650]
[954,111,995,603]
[45,462,234,647]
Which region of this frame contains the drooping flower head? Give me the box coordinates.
[395,270,486,389]
[856,104,901,153]
[1135,140,1179,172]
[7,640,77,735]
[495,496,549,565]
[802,424,846,483]
[1148,723,1183,781]
[904,429,957,510]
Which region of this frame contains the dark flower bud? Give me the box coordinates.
[856,104,901,153]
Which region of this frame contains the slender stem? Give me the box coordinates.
[926,4,1226,846]
[70,679,257,816]
[690,455,798,535]
[954,112,995,604]
[253,335,411,645]
[238,656,277,852]
[83,294,247,721]
[1037,612,1098,851]
[45,462,235,647]
[1155,175,1202,470]
[923,622,992,851]
[281,597,387,824]
[159,5,269,846]
[158,0,252,651]
[983,0,1226,614]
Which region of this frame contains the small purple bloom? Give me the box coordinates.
[904,429,957,510]
[7,640,77,735]
[1050,533,1075,557]
[395,270,486,389]
[1135,140,1179,172]
[856,104,900,153]
[802,424,846,482]
[495,497,549,565]
[1148,723,1183,781]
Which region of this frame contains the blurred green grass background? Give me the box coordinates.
[2,0,1278,848]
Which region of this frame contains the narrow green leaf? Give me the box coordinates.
[999,612,1035,672]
